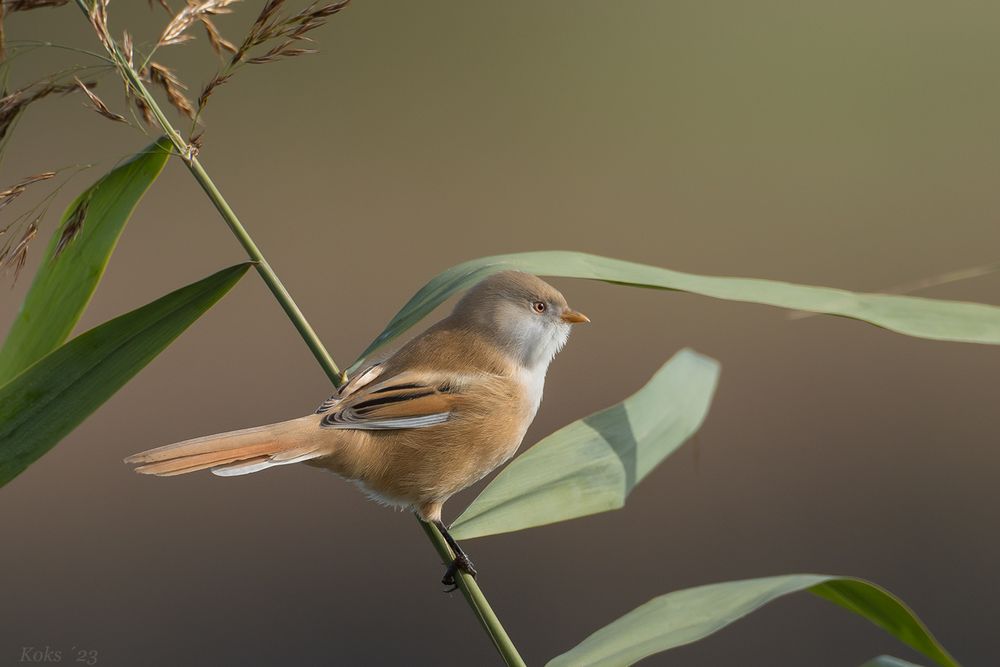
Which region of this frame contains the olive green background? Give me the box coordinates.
[2,2,998,665]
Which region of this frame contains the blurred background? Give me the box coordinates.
[1,1,998,665]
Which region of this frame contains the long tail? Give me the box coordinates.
[124,416,327,477]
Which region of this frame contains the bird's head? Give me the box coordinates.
[452,270,589,369]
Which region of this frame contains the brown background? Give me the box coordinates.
[2,2,998,665]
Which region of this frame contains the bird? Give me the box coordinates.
[124,270,589,587]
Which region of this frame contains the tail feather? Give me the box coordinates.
[125,417,327,478]
[154,458,250,477]
[124,423,283,465]
[210,455,274,477]
[211,446,323,477]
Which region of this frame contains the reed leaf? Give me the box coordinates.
[451,349,719,540]
[0,263,251,487]
[546,575,958,667]
[863,657,926,667]
[351,250,1000,372]
[0,137,172,384]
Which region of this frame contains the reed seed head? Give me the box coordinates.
[75,77,128,124]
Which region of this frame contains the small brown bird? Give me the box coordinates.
[125,271,589,586]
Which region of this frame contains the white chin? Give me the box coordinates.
[541,324,570,362]
[513,320,571,368]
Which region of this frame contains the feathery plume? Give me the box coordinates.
[75,77,127,123]
[54,195,89,257]
[87,0,113,53]
[158,0,240,48]
[198,0,349,112]
[148,62,195,119]
[0,217,38,283]
[4,0,70,11]
[200,16,236,55]
[0,171,55,212]
[0,81,81,140]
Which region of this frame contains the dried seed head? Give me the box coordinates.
[133,94,155,126]
[200,16,236,55]
[197,0,349,115]
[12,171,56,188]
[0,81,80,141]
[122,31,134,68]
[233,0,348,66]
[54,195,90,258]
[0,218,38,284]
[5,0,70,11]
[0,171,55,212]
[195,1,350,126]
[75,77,128,124]
[0,188,24,213]
[122,31,137,109]
[158,0,241,48]
[196,71,230,112]
[148,62,196,119]
[189,130,204,153]
[87,0,113,52]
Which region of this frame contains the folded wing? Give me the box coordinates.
[321,370,458,431]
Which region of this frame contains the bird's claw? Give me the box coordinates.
[441,554,477,592]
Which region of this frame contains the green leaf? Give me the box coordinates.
[0,263,251,488]
[351,250,1000,371]
[0,137,172,385]
[862,657,926,667]
[545,575,959,667]
[450,349,720,540]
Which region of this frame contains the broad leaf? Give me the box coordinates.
[351,250,1000,371]
[0,263,251,487]
[450,349,719,540]
[0,137,172,384]
[545,575,958,667]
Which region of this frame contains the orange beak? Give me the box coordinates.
[561,309,590,324]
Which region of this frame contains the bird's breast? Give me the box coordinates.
[515,364,547,421]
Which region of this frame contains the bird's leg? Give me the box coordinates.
[435,519,477,591]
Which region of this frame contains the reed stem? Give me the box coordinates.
[74,2,524,663]
[420,520,527,667]
[75,0,342,386]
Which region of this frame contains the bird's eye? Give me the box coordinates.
[532,301,547,313]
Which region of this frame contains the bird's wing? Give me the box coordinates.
[319,368,461,431]
[315,362,385,414]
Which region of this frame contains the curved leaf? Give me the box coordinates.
[0,137,172,384]
[450,349,719,540]
[0,263,251,487]
[545,575,959,667]
[351,250,1000,371]
[863,657,925,667]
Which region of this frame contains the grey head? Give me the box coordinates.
[452,271,589,369]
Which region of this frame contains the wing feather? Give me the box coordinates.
[320,370,458,431]
[316,362,385,414]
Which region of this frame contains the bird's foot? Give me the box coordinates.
[441,554,477,592]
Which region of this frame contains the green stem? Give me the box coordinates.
[420,521,527,667]
[74,0,342,386]
[185,158,343,385]
[74,3,524,663]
